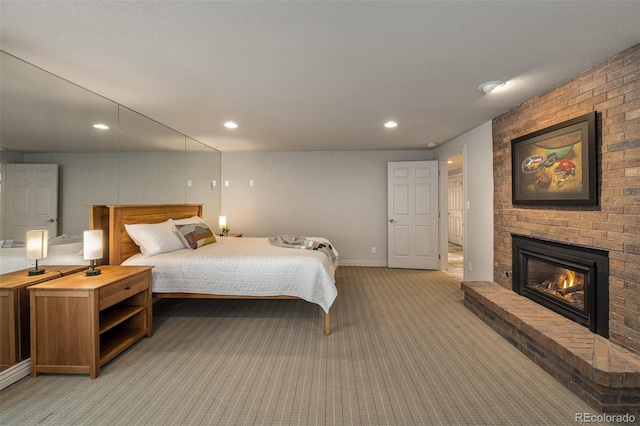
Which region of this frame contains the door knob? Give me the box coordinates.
[389,219,395,223]
[44,218,55,223]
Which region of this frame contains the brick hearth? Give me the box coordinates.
[462,281,640,414]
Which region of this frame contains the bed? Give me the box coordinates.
[89,204,337,335]
[0,235,85,275]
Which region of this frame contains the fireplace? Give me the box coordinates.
[512,235,609,337]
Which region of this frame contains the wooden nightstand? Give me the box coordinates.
[29,265,153,378]
[0,265,87,370]
[225,233,243,237]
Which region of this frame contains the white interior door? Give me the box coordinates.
[387,161,439,269]
[3,164,59,240]
[447,174,463,245]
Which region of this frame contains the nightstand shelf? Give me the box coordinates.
[100,327,148,366]
[100,305,146,334]
[29,265,153,378]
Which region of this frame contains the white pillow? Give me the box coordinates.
[124,220,185,256]
[172,216,204,225]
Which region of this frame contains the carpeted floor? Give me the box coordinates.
[0,267,605,425]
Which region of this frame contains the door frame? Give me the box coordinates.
[438,147,466,278]
[447,172,463,246]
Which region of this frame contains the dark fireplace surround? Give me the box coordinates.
[512,235,609,337]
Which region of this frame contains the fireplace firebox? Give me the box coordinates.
[512,235,609,337]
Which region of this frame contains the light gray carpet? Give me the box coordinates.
[1,267,603,425]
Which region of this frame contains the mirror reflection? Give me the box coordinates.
[0,52,119,154]
[0,51,221,372]
[186,137,221,227]
[118,106,187,204]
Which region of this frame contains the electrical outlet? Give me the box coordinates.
[224,180,229,187]
[468,262,473,272]
[187,179,192,187]
[371,247,376,254]
[249,179,254,187]
[211,180,216,189]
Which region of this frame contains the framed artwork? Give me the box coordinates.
[511,112,597,206]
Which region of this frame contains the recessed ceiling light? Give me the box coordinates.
[384,121,398,128]
[93,124,109,130]
[224,121,238,129]
[478,80,506,94]
[426,142,437,148]
[447,160,453,164]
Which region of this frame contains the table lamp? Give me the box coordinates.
[83,229,103,276]
[26,230,48,276]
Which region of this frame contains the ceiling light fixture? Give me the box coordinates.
[224,121,238,129]
[384,121,398,128]
[93,124,109,130]
[426,142,437,148]
[478,80,506,94]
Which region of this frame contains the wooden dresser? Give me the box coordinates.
[29,265,153,378]
[0,265,87,371]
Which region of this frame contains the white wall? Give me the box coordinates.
[434,121,493,281]
[221,150,433,265]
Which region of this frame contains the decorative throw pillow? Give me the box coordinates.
[175,222,217,249]
[172,216,204,225]
[124,220,185,256]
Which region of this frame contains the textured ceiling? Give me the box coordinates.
[1,1,638,152]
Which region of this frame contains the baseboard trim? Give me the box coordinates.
[338,260,388,267]
[0,358,30,391]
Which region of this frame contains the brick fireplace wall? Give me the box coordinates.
[493,44,640,353]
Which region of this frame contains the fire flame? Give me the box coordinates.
[563,270,575,288]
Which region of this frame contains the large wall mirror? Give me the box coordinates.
[0,51,221,371]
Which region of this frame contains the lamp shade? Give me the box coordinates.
[219,216,227,228]
[83,230,103,260]
[26,230,48,260]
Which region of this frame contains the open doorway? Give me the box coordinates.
[447,153,464,279]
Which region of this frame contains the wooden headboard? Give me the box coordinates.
[89,204,203,265]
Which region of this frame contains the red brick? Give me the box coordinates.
[625,88,640,102]
[579,75,608,94]
[595,94,624,112]
[626,109,640,121]
[608,60,640,82]
[608,98,640,116]
[594,77,625,97]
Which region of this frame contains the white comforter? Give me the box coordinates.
[121,236,338,312]
[0,236,84,274]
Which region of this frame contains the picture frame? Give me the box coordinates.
[511,112,597,206]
